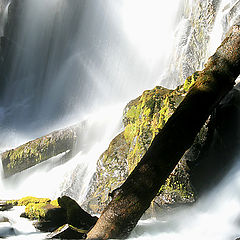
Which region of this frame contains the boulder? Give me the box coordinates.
[46,224,88,239]
[1,123,83,177]
[85,74,240,216]
[58,196,98,230]
[0,201,13,211]
[85,74,199,214]
[33,207,66,232]
[0,226,16,238]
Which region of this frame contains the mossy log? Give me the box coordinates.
[87,25,240,239]
[1,123,83,177]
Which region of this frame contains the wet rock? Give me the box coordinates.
[189,83,240,195]
[0,201,13,211]
[33,207,66,232]
[0,223,16,238]
[0,227,16,238]
[46,224,87,239]
[58,196,98,230]
[85,76,199,214]
[1,123,83,178]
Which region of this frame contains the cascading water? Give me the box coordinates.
[0,0,240,239]
[0,0,10,37]
[0,0,181,199]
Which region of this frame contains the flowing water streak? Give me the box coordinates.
[0,0,10,36]
[207,0,240,56]
[0,103,124,202]
[0,0,182,199]
[0,0,181,134]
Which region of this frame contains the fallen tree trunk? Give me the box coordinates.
[1,123,83,177]
[87,25,240,239]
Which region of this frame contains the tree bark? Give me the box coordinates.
[1,123,83,177]
[87,25,240,239]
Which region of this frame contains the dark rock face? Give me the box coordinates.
[46,224,88,239]
[84,132,130,213]
[33,207,67,232]
[58,196,98,230]
[33,196,97,234]
[189,83,240,195]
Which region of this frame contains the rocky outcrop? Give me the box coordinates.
[1,123,83,177]
[85,73,200,214]
[86,75,240,216]
[86,24,240,239]
[6,195,97,234]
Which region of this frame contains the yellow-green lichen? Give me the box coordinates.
[89,73,200,213]
[17,196,51,206]
[183,71,199,92]
[24,202,48,220]
[50,199,60,207]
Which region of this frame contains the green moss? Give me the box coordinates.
[88,74,200,213]
[25,202,48,220]
[50,199,60,207]
[18,196,51,206]
[126,106,140,123]
[8,196,59,220]
[124,123,138,144]
[6,200,18,206]
[183,71,199,92]
[122,73,199,198]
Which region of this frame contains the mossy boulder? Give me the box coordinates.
[10,196,56,221]
[85,73,200,214]
[17,196,51,206]
[58,196,98,230]
[85,132,130,213]
[1,123,83,177]
[24,202,56,220]
[13,195,97,233]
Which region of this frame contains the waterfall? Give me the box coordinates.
[0,0,180,137]
[0,0,10,37]
[0,0,181,200]
[0,0,240,239]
